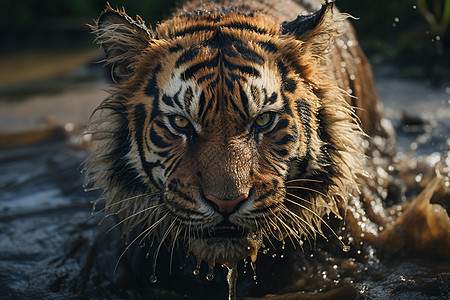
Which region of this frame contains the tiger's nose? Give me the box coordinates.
[205,193,249,214]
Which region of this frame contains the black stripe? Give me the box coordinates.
[277,61,297,93]
[168,44,183,52]
[228,93,247,121]
[144,64,162,121]
[239,84,250,117]
[134,104,162,188]
[264,92,278,105]
[283,78,297,93]
[297,99,312,148]
[109,115,142,189]
[175,46,202,67]
[171,24,217,38]
[271,148,289,157]
[144,64,161,97]
[166,156,183,178]
[275,134,295,146]
[197,72,215,84]
[197,91,206,120]
[173,88,183,108]
[222,55,261,78]
[156,150,171,158]
[233,41,264,65]
[281,93,293,116]
[276,118,289,131]
[222,22,267,34]
[201,95,214,123]
[149,126,171,149]
[182,53,219,79]
[257,41,278,53]
[162,94,174,106]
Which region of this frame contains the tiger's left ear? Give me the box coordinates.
[92,4,153,82]
[281,1,339,52]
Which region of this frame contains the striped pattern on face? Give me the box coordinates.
[86,2,365,261]
[120,10,323,226]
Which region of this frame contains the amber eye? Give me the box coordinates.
[170,115,190,129]
[255,112,274,128]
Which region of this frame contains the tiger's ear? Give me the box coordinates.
[281,1,340,52]
[92,4,152,82]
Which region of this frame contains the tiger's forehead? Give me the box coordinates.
[158,63,283,125]
[156,9,281,40]
[143,11,286,128]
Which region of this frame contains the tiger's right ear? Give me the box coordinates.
[92,4,153,82]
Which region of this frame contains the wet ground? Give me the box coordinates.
[0,57,449,299]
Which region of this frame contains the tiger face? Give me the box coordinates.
[84,1,363,267]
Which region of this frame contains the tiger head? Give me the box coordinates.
[84,2,363,267]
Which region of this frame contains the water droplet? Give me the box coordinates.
[271,254,277,258]
[394,17,400,22]
[342,245,351,252]
[149,274,157,284]
[206,265,214,281]
[250,262,257,283]
[412,5,417,9]
[193,269,200,276]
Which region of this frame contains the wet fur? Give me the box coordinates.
[84,0,382,272]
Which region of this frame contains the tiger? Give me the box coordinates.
[83,0,391,297]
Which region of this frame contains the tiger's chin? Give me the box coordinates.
[189,233,263,266]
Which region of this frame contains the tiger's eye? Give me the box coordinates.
[255,112,273,127]
[171,115,190,129]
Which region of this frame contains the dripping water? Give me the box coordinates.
[149,273,157,284]
[226,265,238,300]
[250,261,258,284]
[206,264,214,281]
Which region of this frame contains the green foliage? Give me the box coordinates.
[417,0,450,36]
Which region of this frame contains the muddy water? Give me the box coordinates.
[0,74,449,299]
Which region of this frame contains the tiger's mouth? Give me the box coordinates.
[202,220,248,239]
